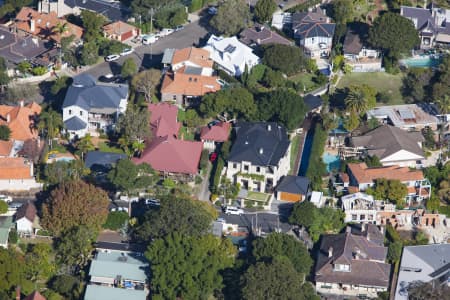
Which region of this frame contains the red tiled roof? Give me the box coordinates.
[200,122,231,142]
[0,102,41,141]
[103,21,138,35]
[0,140,13,157]
[161,71,221,97]
[148,103,181,138]
[172,47,213,69]
[132,136,203,174]
[348,163,424,184]
[24,291,46,300]
[0,157,32,179]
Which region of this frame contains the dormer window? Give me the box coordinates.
[334,264,350,272]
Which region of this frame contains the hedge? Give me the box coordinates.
[305,125,327,190]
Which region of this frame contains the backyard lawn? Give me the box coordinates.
[247,191,271,203]
[289,135,301,175]
[336,72,405,104]
[289,73,319,93]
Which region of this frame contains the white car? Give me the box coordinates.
[225,206,244,216]
[159,28,174,37]
[142,34,158,45]
[0,195,12,203]
[120,48,134,56]
[105,54,120,62]
[145,198,160,206]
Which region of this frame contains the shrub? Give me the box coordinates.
[103,211,129,231]
[0,200,7,213]
[31,66,48,76]
[8,228,18,244]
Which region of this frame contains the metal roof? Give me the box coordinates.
[161,48,175,64]
[89,251,148,282]
[84,285,147,300]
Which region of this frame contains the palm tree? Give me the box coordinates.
[436,95,450,116]
[53,22,69,65]
[132,140,145,157]
[77,134,95,160]
[345,86,368,115]
[37,109,63,149]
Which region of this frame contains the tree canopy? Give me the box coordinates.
[0,125,11,141]
[145,233,236,299]
[121,57,138,78]
[366,178,408,206]
[369,12,420,58]
[117,105,151,144]
[42,180,109,235]
[43,160,90,187]
[331,0,354,24]
[210,0,251,36]
[263,44,310,75]
[107,159,156,194]
[81,10,106,42]
[344,84,376,115]
[200,87,256,119]
[254,0,277,23]
[131,69,161,101]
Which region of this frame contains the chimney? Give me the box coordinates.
[15,286,20,300]
[328,247,333,258]
[19,100,24,107]
[267,124,271,131]
[6,113,10,123]
[259,148,263,155]
[30,18,35,32]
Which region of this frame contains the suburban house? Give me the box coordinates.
[239,24,293,47]
[271,11,292,30]
[84,249,148,300]
[38,0,131,22]
[401,5,450,49]
[0,101,41,144]
[315,225,390,298]
[343,29,382,72]
[15,7,83,44]
[103,21,139,42]
[200,121,231,151]
[348,125,425,168]
[132,103,203,176]
[275,175,310,202]
[377,208,441,229]
[367,104,438,131]
[62,74,129,138]
[85,151,127,173]
[395,244,450,300]
[0,25,53,72]
[0,216,12,248]
[203,35,260,76]
[343,162,431,205]
[292,10,335,58]
[341,192,396,224]
[225,122,291,194]
[161,47,221,106]
[15,202,41,236]
[0,157,42,191]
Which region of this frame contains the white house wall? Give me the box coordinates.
[380,150,424,167]
[16,218,33,233]
[0,179,42,191]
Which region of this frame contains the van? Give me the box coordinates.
[225,206,244,215]
[142,34,157,45]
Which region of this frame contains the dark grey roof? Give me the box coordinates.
[228,122,290,167]
[276,175,310,195]
[85,151,126,172]
[63,74,128,110]
[315,227,390,288]
[401,6,432,31]
[292,11,335,40]
[303,94,323,111]
[64,116,87,131]
[65,0,131,22]
[351,125,425,160]
[343,30,363,55]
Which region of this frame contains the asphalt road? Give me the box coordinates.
[83,19,209,79]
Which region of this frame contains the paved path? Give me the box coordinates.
[197,163,212,201]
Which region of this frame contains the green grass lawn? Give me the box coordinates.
[336,72,405,104]
[179,126,195,141]
[247,191,271,202]
[289,72,319,93]
[289,135,301,175]
[97,141,126,154]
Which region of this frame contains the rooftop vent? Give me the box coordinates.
[259,148,263,154]
[0,35,4,40]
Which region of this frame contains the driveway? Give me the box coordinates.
[197,163,212,201]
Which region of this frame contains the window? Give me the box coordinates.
[244,165,249,171]
[368,215,374,221]
[233,163,237,169]
[360,215,366,221]
[256,167,260,173]
[69,109,72,115]
[80,111,83,116]
[352,214,357,221]
[334,264,350,272]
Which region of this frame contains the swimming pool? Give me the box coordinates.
[323,152,340,172]
[401,56,442,68]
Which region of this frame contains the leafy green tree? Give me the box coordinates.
[331,0,354,24]
[305,125,328,189]
[184,109,203,129]
[81,10,106,42]
[121,57,137,78]
[0,248,32,296]
[135,194,216,240]
[49,275,80,299]
[210,0,251,35]
[426,195,441,212]
[263,44,310,75]
[76,134,95,160]
[103,211,129,231]
[25,243,56,282]
[131,69,161,101]
[43,160,90,187]
[254,0,277,22]
[252,233,313,274]
[241,259,319,300]
[343,113,360,133]
[146,233,236,299]
[345,85,376,115]
[366,178,408,206]
[42,180,109,235]
[0,125,10,141]
[369,12,420,58]
[200,87,256,119]
[117,105,151,144]
[107,159,156,194]
[401,68,433,103]
[257,90,307,130]
[262,68,286,88]
[80,42,99,65]
[0,200,7,214]
[18,61,31,74]
[38,109,63,148]
[289,201,317,228]
[189,0,202,12]
[387,241,402,263]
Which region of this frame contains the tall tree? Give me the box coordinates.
[145,233,236,299]
[24,243,55,282]
[366,178,408,206]
[436,95,450,115]
[38,108,63,148]
[0,248,32,296]
[200,87,256,119]
[53,22,69,64]
[107,159,156,194]
[42,180,109,235]
[43,160,90,187]
[344,85,375,115]
[369,12,420,58]
[131,69,161,101]
[80,42,99,65]
[262,44,309,75]
[254,0,277,23]
[116,105,151,144]
[210,0,251,36]
[331,0,354,24]
[134,194,216,241]
[121,58,138,78]
[76,134,95,160]
[81,10,105,42]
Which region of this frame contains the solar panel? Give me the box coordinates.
[398,108,415,119]
[224,44,236,53]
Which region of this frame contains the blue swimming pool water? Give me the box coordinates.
[323,152,340,172]
[55,157,74,162]
[401,56,442,68]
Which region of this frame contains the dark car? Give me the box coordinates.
[98,74,116,83]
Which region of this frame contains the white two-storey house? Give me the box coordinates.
[62,74,128,138]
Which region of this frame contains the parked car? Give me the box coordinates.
[8,202,23,210]
[105,54,120,62]
[111,206,129,212]
[0,195,12,203]
[120,48,134,56]
[209,152,218,163]
[142,34,158,45]
[225,206,244,215]
[159,28,174,37]
[145,198,160,206]
[208,7,217,15]
[216,217,226,223]
[98,74,116,83]
[175,25,184,31]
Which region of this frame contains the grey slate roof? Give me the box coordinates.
[303,94,323,111]
[65,0,131,22]
[276,175,310,195]
[351,125,425,160]
[63,74,128,111]
[292,12,335,40]
[315,226,390,288]
[64,116,87,131]
[343,30,363,55]
[85,151,126,172]
[228,122,290,167]
[401,6,433,31]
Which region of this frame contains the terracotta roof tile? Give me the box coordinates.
[24,291,46,300]
[348,163,424,184]
[15,7,83,43]
[200,122,231,142]
[148,103,181,138]
[171,47,213,69]
[0,157,32,179]
[0,140,13,157]
[103,21,138,35]
[0,103,41,141]
[161,72,221,97]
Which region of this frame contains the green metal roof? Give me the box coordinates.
[89,251,148,282]
[84,285,147,300]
